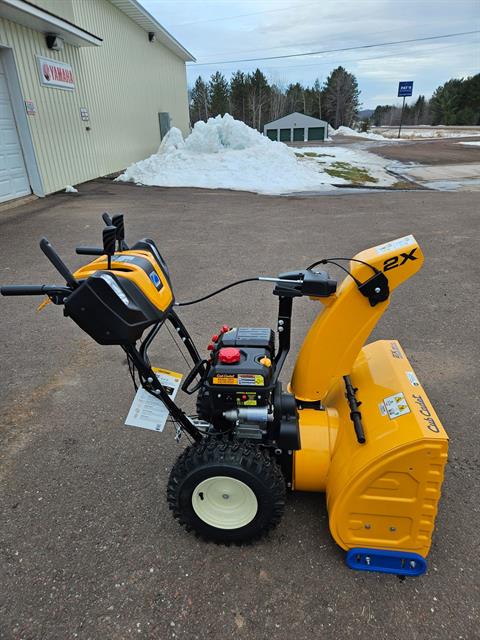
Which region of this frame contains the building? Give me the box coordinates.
[264,113,329,143]
[0,0,194,203]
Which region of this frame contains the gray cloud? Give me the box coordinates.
[144,0,479,107]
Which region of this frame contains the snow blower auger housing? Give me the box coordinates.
[1,214,448,576]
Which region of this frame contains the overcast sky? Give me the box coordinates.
[143,0,479,108]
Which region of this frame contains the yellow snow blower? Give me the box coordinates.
[1,214,448,576]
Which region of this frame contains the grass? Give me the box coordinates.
[296,151,335,158]
[325,161,378,184]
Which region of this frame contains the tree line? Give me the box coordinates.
[371,74,479,127]
[190,66,360,131]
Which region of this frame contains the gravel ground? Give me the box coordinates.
[368,135,480,165]
[0,181,479,640]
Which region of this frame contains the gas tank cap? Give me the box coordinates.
[218,347,241,364]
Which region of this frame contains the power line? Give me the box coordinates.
[169,1,317,27]
[187,30,479,66]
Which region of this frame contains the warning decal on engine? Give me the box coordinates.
[380,392,411,419]
[213,375,238,385]
[212,374,264,386]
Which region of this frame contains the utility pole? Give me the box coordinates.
[398,96,406,139]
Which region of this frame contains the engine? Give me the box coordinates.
[196,327,299,448]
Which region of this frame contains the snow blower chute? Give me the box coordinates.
[1,215,448,576]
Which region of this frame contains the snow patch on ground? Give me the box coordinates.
[64,185,78,193]
[330,126,390,141]
[295,145,398,186]
[458,141,480,147]
[118,115,341,194]
[373,127,480,139]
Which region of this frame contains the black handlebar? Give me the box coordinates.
[102,212,113,225]
[0,284,70,296]
[76,247,105,256]
[39,237,78,289]
[1,285,49,296]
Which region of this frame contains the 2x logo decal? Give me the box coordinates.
[383,248,418,272]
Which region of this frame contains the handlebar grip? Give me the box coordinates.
[76,247,105,256]
[39,237,78,289]
[102,212,113,225]
[1,285,49,296]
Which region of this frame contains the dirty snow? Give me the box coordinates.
[458,141,480,146]
[117,115,400,194]
[372,127,480,139]
[295,145,398,186]
[118,115,339,194]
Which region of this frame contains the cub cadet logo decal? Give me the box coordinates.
[383,248,418,272]
[412,394,440,433]
[390,342,403,359]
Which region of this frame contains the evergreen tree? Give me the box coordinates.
[430,79,462,125]
[229,71,248,121]
[312,78,323,119]
[323,67,360,128]
[208,71,230,117]
[190,76,209,124]
[286,82,304,113]
[246,69,271,130]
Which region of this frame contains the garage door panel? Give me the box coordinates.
[308,127,325,141]
[0,62,30,202]
[6,150,27,171]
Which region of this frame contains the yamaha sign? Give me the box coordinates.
[36,56,75,91]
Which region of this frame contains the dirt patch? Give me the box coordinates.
[369,136,480,165]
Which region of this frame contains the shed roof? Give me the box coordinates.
[264,112,328,128]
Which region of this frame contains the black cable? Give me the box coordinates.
[323,260,362,286]
[175,277,260,306]
[165,321,191,369]
[307,257,378,273]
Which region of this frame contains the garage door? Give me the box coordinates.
[293,128,304,141]
[279,128,291,142]
[308,127,325,141]
[0,59,30,203]
[266,129,277,141]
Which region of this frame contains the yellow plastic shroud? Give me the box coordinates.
[294,340,447,557]
[292,236,448,558]
[73,250,173,313]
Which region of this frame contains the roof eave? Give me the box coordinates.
[0,0,103,46]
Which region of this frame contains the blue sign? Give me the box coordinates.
[398,81,413,97]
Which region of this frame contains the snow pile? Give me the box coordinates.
[331,126,388,141]
[64,185,78,193]
[118,114,337,194]
[458,141,480,146]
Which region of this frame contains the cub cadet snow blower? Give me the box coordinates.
[1,214,448,576]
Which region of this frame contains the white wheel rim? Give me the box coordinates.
[191,476,258,529]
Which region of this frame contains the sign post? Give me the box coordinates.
[397,81,413,138]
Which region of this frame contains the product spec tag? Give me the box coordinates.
[125,367,182,433]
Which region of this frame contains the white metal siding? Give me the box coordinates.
[0,0,190,194]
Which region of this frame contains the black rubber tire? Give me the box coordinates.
[167,437,286,544]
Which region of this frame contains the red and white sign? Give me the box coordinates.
[36,56,75,90]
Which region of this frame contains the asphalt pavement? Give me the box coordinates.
[0,181,479,640]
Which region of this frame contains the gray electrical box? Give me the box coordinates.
[158,112,171,140]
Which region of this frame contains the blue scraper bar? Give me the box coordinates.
[346,548,427,576]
